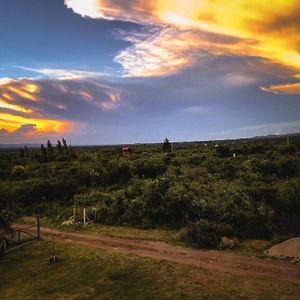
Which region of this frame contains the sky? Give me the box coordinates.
[0,0,300,145]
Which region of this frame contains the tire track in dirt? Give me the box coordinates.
[14,225,300,283]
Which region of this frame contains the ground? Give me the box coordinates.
[1,225,299,299]
[267,238,300,260]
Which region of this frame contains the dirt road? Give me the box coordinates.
[14,225,300,283]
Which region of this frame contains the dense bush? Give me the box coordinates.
[0,136,300,242]
[182,219,233,248]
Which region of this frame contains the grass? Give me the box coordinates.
[1,241,300,299]
[236,239,273,257]
[18,216,183,244]
[17,216,281,257]
[79,223,183,244]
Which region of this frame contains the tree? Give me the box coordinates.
[0,210,14,256]
[0,210,13,236]
[216,145,231,158]
[47,140,54,160]
[62,138,69,154]
[40,144,47,163]
[56,140,63,154]
[162,138,172,153]
[20,146,30,158]
[24,145,29,158]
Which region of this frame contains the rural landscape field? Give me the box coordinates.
[1,137,300,298]
[1,0,300,299]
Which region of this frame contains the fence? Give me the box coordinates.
[0,216,40,255]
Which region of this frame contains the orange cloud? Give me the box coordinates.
[1,80,39,101]
[7,86,37,101]
[0,99,32,113]
[23,84,39,94]
[0,80,38,113]
[76,83,120,110]
[0,80,71,142]
[261,82,300,95]
[65,0,300,77]
[0,76,121,143]
[2,93,13,101]
[0,112,71,135]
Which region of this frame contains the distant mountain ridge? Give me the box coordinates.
[252,132,300,140]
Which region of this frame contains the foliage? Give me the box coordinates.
[162,138,172,153]
[0,210,13,237]
[182,219,233,248]
[0,136,300,245]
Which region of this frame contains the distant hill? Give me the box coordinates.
[252,132,300,140]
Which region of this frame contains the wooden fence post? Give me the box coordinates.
[83,208,86,226]
[18,230,21,244]
[73,206,76,229]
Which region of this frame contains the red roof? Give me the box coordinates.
[121,147,131,151]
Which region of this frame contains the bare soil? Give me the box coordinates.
[267,237,300,259]
[14,225,300,284]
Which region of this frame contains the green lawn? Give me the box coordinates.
[1,241,299,299]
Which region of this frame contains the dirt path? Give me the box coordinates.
[14,225,300,283]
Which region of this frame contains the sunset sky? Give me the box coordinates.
[1,0,300,144]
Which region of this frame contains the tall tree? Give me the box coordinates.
[40,144,47,163]
[62,138,69,154]
[47,140,54,159]
[56,140,63,154]
[162,138,172,153]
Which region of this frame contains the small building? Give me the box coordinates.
[121,146,132,157]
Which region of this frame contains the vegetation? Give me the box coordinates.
[1,136,300,248]
[1,241,299,299]
[0,210,13,237]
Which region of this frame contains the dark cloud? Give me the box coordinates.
[1,54,300,144]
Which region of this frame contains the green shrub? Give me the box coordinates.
[182,219,233,248]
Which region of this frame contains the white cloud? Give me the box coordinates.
[182,105,208,114]
[209,120,300,137]
[222,73,257,87]
[18,66,110,80]
[64,0,101,19]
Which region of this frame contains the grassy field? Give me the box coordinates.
[1,241,299,299]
